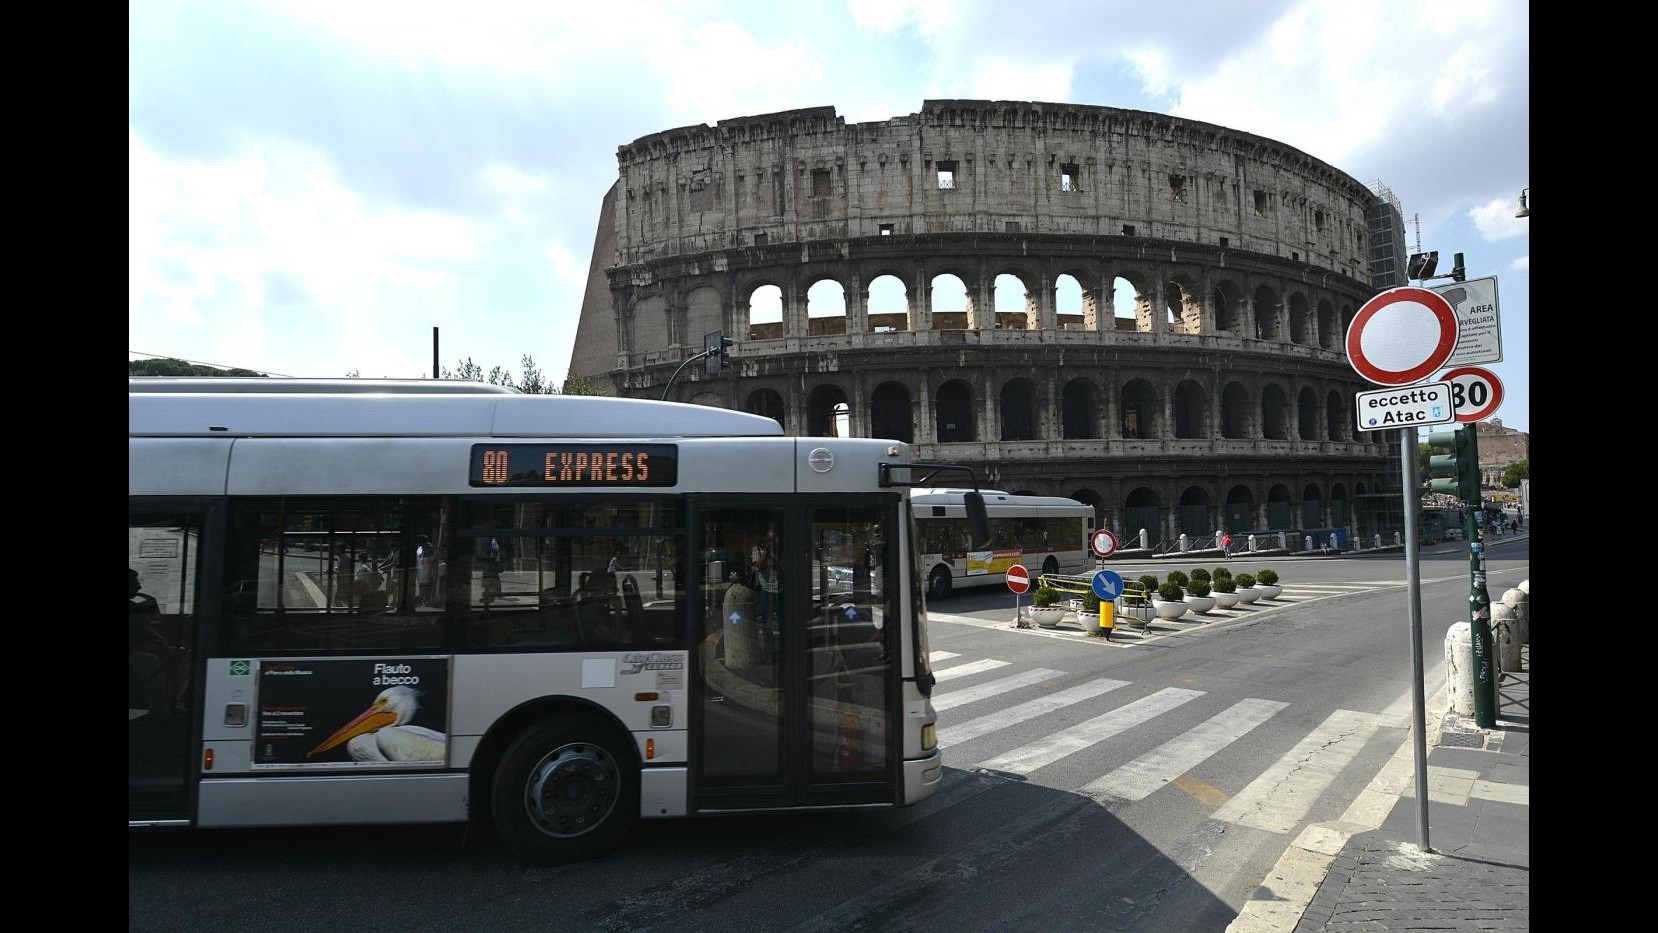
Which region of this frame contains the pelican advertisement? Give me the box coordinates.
[253,659,450,770]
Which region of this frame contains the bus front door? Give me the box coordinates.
[693,504,897,810]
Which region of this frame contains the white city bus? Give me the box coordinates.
[912,489,1094,599]
[129,379,987,862]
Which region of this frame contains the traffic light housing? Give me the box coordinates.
[1450,252,1466,283]
[1427,427,1480,501]
[703,331,735,377]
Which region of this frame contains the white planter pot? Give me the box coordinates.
[1236,586,1261,604]
[1029,606,1067,628]
[1184,594,1217,615]
[1151,598,1189,620]
[1213,590,1241,609]
[1255,583,1282,600]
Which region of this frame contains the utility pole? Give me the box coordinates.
[432,327,439,379]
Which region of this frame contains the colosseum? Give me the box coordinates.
[570,100,1398,548]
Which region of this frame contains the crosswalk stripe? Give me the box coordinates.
[931,668,1065,711]
[931,659,1011,681]
[1212,708,1381,833]
[928,651,961,662]
[978,687,1204,775]
[937,677,1131,746]
[1083,698,1290,801]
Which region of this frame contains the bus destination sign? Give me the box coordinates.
[470,444,679,487]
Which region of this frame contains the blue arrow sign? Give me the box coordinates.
[1092,569,1124,601]
[843,605,860,621]
[728,611,743,626]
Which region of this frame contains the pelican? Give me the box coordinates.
[306,685,447,763]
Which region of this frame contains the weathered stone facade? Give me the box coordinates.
[1476,419,1529,487]
[570,101,1394,545]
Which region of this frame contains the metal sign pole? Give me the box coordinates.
[1400,427,1432,852]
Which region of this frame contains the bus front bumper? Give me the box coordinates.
[903,747,943,804]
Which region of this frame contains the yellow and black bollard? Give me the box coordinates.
[1098,599,1115,638]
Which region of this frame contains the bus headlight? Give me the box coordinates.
[921,723,936,751]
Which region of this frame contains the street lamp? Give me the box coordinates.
[1514,187,1530,219]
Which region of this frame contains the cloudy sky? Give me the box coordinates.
[129,0,1529,431]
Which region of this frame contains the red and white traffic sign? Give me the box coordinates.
[1345,287,1460,386]
[1005,564,1031,594]
[1090,529,1118,559]
[1439,366,1504,423]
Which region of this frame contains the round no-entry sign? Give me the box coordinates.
[1005,564,1031,594]
[1439,366,1504,423]
[1090,529,1118,559]
[1345,287,1460,386]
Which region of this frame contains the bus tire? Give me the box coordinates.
[928,566,952,600]
[1042,556,1058,577]
[491,714,638,864]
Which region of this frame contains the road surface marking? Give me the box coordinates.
[977,687,1204,776]
[931,668,1065,711]
[937,678,1131,746]
[1213,709,1381,833]
[930,658,1010,681]
[1083,698,1289,801]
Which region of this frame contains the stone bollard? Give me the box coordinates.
[1492,602,1521,671]
[1179,533,1189,551]
[1305,535,1314,552]
[1445,622,1474,715]
[1374,533,1383,549]
[1394,531,1403,546]
[1519,578,1529,596]
[1247,534,1257,552]
[1503,587,1529,645]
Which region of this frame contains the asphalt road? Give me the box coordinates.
[129,539,1530,932]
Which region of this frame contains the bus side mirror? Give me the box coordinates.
[964,492,991,549]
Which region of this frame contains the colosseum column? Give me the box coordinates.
[916,374,935,444]
[782,278,806,341]
[971,267,994,330]
[1317,387,1330,441]
[1036,269,1057,331]
[917,277,934,332]
[848,275,869,343]
[1043,371,1059,440]
[1161,382,1175,447]
[1102,382,1119,441]
[1083,282,1104,331]
[850,370,867,437]
[786,379,803,437]
[1198,273,1218,335]
[978,370,997,442]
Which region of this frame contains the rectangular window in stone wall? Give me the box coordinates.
[1254,190,1268,214]
[937,161,957,189]
[1061,163,1079,192]
[689,182,711,212]
[1169,175,1185,201]
[812,169,831,197]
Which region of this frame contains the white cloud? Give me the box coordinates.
[970,59,1073,103]
[1469,196,1529,241]
[1509,255,1528,272]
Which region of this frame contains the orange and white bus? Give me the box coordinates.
[911,489,1094,599]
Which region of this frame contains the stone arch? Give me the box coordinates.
[1317,298,1337,349]
[1000,377,1038,441]
[930,271,972,331]
[936,379,975,442]
[1123,487,1163,547]
[1110,274,1148,332]
[805,278,847,336]
[688,391,723,408]
[1213,279,1246,334]
[1069,488,1106,532]
[1055,273,1088,331]
[993,271,1035,330]
[1340,302,1357,335]
[866,272,910,332]
[1253,285,1281,340]
[1177,485,1213,536]
[1120,378,1160,439]
[1298,387,1319,440]
[1062,377,1097,439]
[1287,292,1311,345]
[686,286,723,348]
[1330,483,1349,527]
[1221,382,1251,439]
[806,383,850,437]
[746,283,783,340]
[1301,482,1324,529]
[1174,380,1206,438]
[1267,484,1294,529]
[1166,274,1203,334]
[746,387,786,431]
[631,295,670,353]
[870,381,913,443]
[1261,384,1290,440]
[1326,389,1347,441]
[1224,485,1254,533]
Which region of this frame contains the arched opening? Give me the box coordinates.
[1000,378,1037,441]
[1261,384,1289,440]
[1326,390,1347,441]
[1174,381,1206,439]
[1224,485,1254,533]
[1112,276,1139,331]
[1062,378,1096,439]
[1055,273,1086,331]
[866,274,909,333]
[1301,483,1324,529]
[1340,303,1356,335]
[806,279,847,336]
[1214,280,1244,333]
[931,273,970,331]
[745,388,786,431]
[1124,488,1162,547]
[806,384,850,437]
[1317,299,1336,349]
[1177,486,1212,536]
[1267,484,1293,530]
[1330,483,1348,528]
[1298,387,1319,440]
[1253,286,1280,340]
[1120,379,1159,439]
[936,380,975,442]
[1069,488,1106,532]
[870,382,912,443]
[1288,293,1310,344]
[993,273,1033,330]
[1221,383,1251,439]
[1166,278,1199,332]
[747,284,783,340]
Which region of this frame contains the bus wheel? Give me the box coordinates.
[492,715,638,863]
[1042,556,1059,577]
[928,566,952,600]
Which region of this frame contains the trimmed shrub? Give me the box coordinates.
[1235,573,1257,589]
[1138,574,1160,594]
[1187,580,1211,598]
[1082,592,1102,611]
[1032,586,1060,607]
[1213,576,1237,593]
[1257,568,1279,586]
[1190,568,1211,584]
[1157,581,1184,602]
[1212,567,1232,582]
[1166,570,1190,588]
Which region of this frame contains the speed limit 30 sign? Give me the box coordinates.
[1438,366,1504,423]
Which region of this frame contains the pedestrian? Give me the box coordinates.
[415,535,435,607]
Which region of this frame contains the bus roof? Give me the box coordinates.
[909,489,1088,510]
[129,385,788,438]
[128,377,521,395]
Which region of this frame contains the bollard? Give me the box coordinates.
[1492,602,1521,671]
[1374,533,1383,549]
[1099,600,1115,636]
[1445,622,1475,715]
[1305,535,1314,552]
[1519,578,1529,596]
[1138,528,1149,549]
[1503,587,1529,645]
[1278,531,1287,549]
[1179,533,1189,552]
[1247,534,1257,552]
[1330,533,1339,552]
[1394,531,1403,546]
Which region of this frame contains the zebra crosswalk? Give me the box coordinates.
[924,649,1399,835]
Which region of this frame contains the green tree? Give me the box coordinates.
[1501,459,1529,488]
[438,355,561,394]
[561,373,607,396]
[129,358,266,377]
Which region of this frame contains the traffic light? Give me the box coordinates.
[1427,427,1480,501]
[703,331,735,377]
[1407,250,1438,280]
[1450,252,1466,283]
